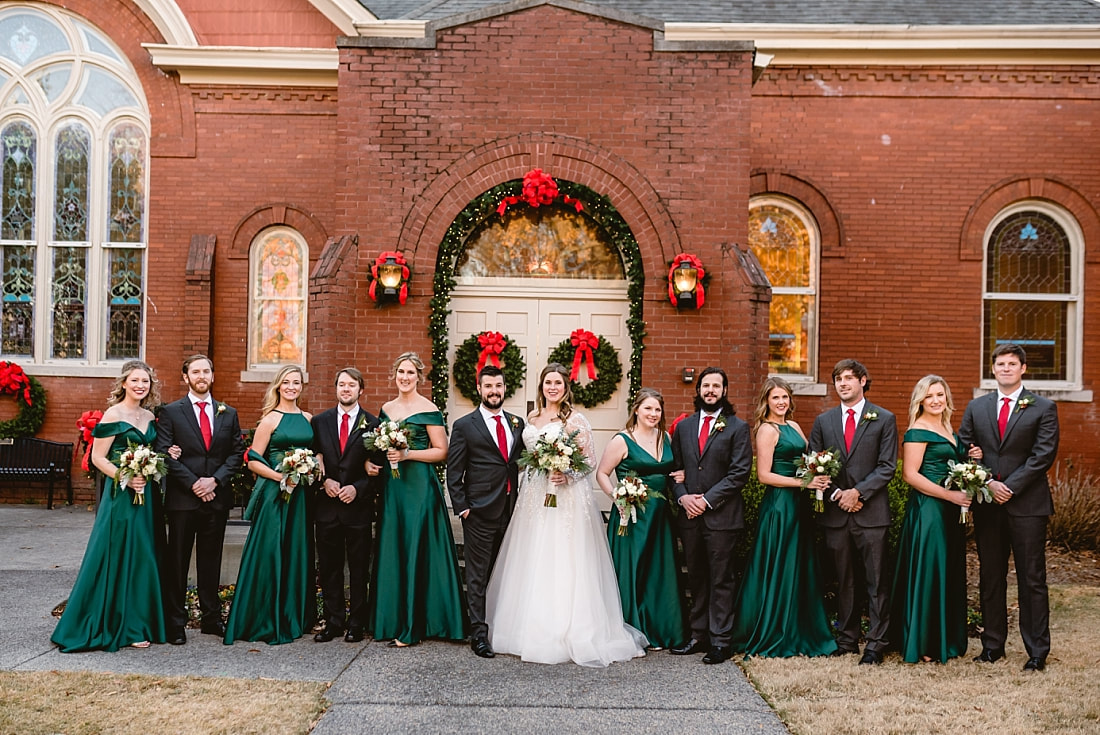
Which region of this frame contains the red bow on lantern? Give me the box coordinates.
[476,331,507,373]
[368,251,410,305]
[569,329,599,381]
[75,410,104,472]
[0,361,32,404]
[497,169,585,216]
[667,253,706,309]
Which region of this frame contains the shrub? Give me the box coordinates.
[1047,460,1100,551]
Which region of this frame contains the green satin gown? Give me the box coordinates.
[606,432,687,648]
[372,410,466,644]
[224,411,314,645]
[730,422,837,657]
[51,421,166,652]
[890,429,969,663]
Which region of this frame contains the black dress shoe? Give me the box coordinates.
[973,648,1005,663]
[471,636,495,658]
[670,639,707,656]
[200,620,227,637]
[1023,656,1046,671]
[344,628,365,643]
[830,647,859,657]
[702,645,733,665]
[859,650,883,665]
[168,630,186,645]
[314,627,344,643]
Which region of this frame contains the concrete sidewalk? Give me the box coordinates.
[1,504,789,733]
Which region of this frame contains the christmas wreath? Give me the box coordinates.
[546,330,622,408]
[452,331,526,405]
[0,360,47,438]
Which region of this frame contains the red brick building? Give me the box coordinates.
[2,0,1098,501]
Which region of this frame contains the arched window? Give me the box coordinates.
[249,227,308,369]
[0,5,148,366]
[748,197,819,379]
[983,203,1082,386]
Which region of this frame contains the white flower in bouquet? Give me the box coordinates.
[277,447,321,503]
[518,428,592,507]
[115,441,167,505]
[796,448,843,512]
[362,420,409,479]
[612,475,649,536]
[945,459,994,524]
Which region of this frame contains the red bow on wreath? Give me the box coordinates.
[667,253,706,309]
[569,329,599,381]
[497,169,584,216]
[0,361,32,405]
[368,251,410,305]
[75,410,104,472]
[476,331,507,373]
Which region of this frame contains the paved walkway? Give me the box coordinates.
[1,504,788,734]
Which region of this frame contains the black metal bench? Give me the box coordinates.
[0,437,74,509]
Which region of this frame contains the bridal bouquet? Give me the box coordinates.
[362,420,409,479]
[277,448,321,503]
[518,428,592,507]
[115,441,166,505]
[796,448,842,512]
[611,475,649,536]
[944,459,993,524]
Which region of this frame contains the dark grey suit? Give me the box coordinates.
[670,411,753,648]
[959,389,1058,659]
[446,408,525,640]
[808,401,897,653]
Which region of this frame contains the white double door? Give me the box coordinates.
[447,280,631,484]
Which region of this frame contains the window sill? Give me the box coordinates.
[972,386,1092,402]
[240,369,310,384]
[783,381,828,397]
[18,364,131,379]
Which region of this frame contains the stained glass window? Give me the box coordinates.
[0,6,148,364]
[250,229,308,367]
[983,208,1078,383]
[749,200,819,377]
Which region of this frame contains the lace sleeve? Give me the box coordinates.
[565,411,596,481]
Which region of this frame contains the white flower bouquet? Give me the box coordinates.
[612,475,649,536]
[944,459,994,524]
[796,448,842,512]
[518,428,592,507]
[362,420,409,479]
[115,441,167,505]
[277,447,321,503]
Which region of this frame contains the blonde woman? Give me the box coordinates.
[224,365,315,645]
[51,361,167,652]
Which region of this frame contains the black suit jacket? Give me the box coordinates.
[958,389,1058,517]
[808,401,898,529]
[670,410,753,531]
[447,409,525,519]
[311,406,381,524]
[155,396,245,513]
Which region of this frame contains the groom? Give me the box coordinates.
[959,343,1059,671]
[155,355,245,644]
[809,359,897,664]
[447,365,525,659]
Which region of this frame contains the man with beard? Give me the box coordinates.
[669,367,753,664]
[155,355,245,643]
[446,365,525,658]
[311,367,382,643]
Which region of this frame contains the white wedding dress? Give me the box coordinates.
[486,413,647,667]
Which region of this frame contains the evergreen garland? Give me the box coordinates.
[451,332,527,406]
[0,373,47,438]
[546,335,622,408]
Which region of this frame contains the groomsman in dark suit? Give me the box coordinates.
[959,343,1059,671]
[809,359,898,665]
[311,367,382,643]
[155,355,245,644]
[446,365,525,659]
[669,367,753,665]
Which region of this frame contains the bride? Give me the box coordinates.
[486,363,647,667]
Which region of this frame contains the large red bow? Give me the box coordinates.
[75,410,103,472]
[667,253,706,309]
[569,329,599,381]
[368,251,410,305]
[476,331,507,373]
[497,169,584,216]
[0,361,31,404]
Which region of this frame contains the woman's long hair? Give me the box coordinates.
[752,377,794,434]
[260,364,304,418]
[534,363,574,420]
[625,387,667,437]
[907,374,954,432]
[106,360,161,410]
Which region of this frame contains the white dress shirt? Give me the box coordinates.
[188,392,214,428]
[479,404,512,455]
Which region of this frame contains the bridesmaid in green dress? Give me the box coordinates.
[51,360,167,652]
[730,377,837,657]
[890,375,974,663]
[224,365,315,645]
[373,352,466,646]
[595,388,686,649]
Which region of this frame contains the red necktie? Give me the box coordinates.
[699,415,713,454]
[494,415,511,494]
[844,408,856,452]
[339,412,350,453]
[998,397,1011,439]
[197,401,212,450]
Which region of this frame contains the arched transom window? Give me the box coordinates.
[0,5,149,366]
[983,204,1082,385]
[249,227,308,369]
[748,197,819,378]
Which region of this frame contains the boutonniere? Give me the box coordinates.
[862,411,879,422]
[216,402,227,416]
[356,414,369,433]
[712,416,727,433]
[1016,397,1033,412]
[510,415,520,429]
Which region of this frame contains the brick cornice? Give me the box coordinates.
[755,65,1100,97]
